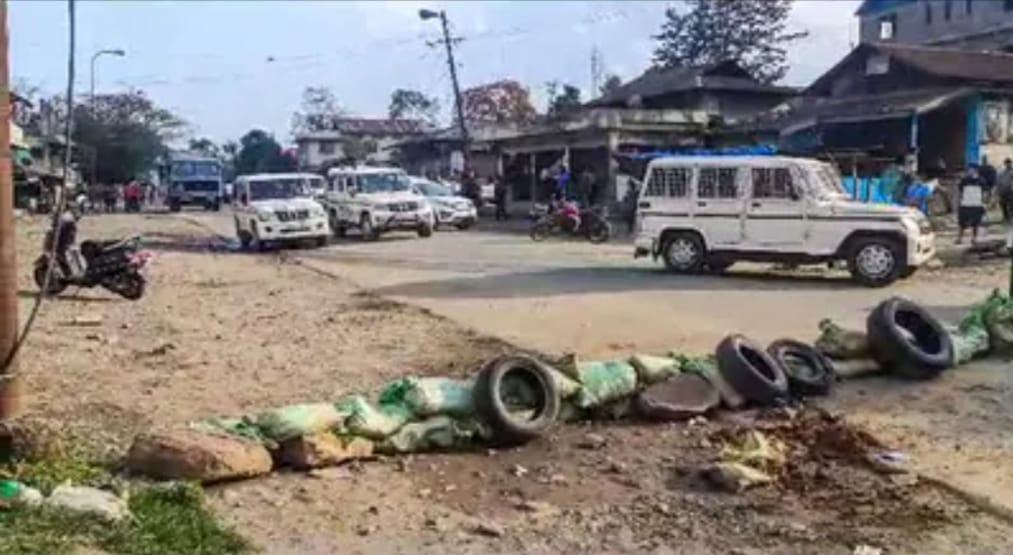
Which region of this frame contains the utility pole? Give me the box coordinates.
[590,45,603,97]
[420,9,469,168]
[0,0,20,419]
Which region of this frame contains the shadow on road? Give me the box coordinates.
[17,289,116,303]
[371,265,854,300]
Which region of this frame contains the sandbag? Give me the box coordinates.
[950,325,991,365]
[190,416,268,444]
[342,396,413,440]
[546,367,581,399]
[573,360,638,409]
[985,301,1013,357]
[399,377,475,417]
[377,416,487,454]
[629,354,681,384]
[254,403,350,442]
[951,290,1012,364]
[814,319,870,360]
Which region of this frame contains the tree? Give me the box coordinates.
[234,129,296,175]
[342,136,378,163]
[291,86,344,135]
[71,90,185,184]
[652,0,807,84]
[188,137,219,158]
[600,74,622,97]
[545,81,583,117]
[461,80,537,125]
[388,89,438,124]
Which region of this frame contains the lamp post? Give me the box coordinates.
[419,8,469,168]
[89,48,125,104]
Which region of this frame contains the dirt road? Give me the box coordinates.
[13,211,1013,554]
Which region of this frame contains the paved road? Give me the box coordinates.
[185,211,1003,357]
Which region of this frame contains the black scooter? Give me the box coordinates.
[34,233,151,300]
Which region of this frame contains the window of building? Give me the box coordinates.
[966,0,973,14]
[319,141,335,155]
[645,167,691,198]
[697,168,739,199]
[925,2,933,24]
[944,0,952,20]
[879,14,897,40]
[752,168,796,199]
[1006,0,1013,11]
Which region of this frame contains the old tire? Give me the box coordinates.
[662,232,705,273]
[767,339,835,397]
[866,297,954,379]
[315,236,328,248]
[848,237,903,287]
[473,355,560,446]
[587,219,611,244]
[417,224,433,238]
[715,334,789,406]
[360,214,378,241]
[530,220,552,242]
[105,272,146,300]
[33,260,68,296]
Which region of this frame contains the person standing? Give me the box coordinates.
[493,175,509,221]
[981,155,998,203]
[957,165,986,245]
[555,165,571,202]
[998,158,1013,223]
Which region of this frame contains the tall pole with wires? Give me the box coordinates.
[0,0,19,418]
[420,8,469,168]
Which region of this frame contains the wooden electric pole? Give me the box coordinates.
[0,0,21,419]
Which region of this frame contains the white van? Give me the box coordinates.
[233,173,330,249]
[633,156,935,287]
[322,166,434,240]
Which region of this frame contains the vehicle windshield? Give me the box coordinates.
[416,180,453,197]
[172,160,221,179]
[248,179,309,200]
[358,173,410,193]
[307,177,325,191]
[809,163,848,200]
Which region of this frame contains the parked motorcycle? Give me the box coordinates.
[34,233,151,300]
[530,202,612,244]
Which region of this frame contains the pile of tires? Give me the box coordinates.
[715,335,836,403]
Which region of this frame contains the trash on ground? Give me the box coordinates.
[721,430,786,472]
[814,318,870,360]
[866,450,910,475]
[702,461,773,492]
[634,372,720,421]
[629,353,681,384]
[344,396,414,440]
[852,544,884,555]
[0,480,42,507]
[46,484,130,522]
[379,416,485,454]
[829,358,882,380]
[280,433,374,469]
[126,429,273,483]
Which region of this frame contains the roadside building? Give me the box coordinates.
[858,0,1013,51]
[295,118,426,171]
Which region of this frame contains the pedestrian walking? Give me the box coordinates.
[998,158,1013,223]
[957,164,986,245]
[493,176,509,221]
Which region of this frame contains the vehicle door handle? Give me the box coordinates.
[751,202,762,208]
[697,202,707,207]
[638,201,651,208]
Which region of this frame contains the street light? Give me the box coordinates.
[89,48,125,103]
[419,8,470,169]
[418,8,440,20]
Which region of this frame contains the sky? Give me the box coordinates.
[10,0,861,146]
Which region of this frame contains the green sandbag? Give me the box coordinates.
[400,377,475,417]
[814,319,870,360]
[190,416,268,444]
[573,360,638,409]
[547,367,581,399]
[254,403,351,442]
[951,325,990,365]
[673,354,717,376]
[343,396,414,439]
[377,415,486,454]
[630,354,681,384]
[985,302,1013,357]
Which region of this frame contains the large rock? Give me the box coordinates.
[279,433,373,469]
[126,429,273,483]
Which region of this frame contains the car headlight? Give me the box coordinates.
[256,211,273,221]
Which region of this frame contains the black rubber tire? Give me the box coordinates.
[360,214,378,241]
[315,236,328,248]
[848,237,903,287]
[530,219,553,242]
[866,297,954,379]
[715,334,789,406]
[899,266,917,279]
[662,232,705,273]
[105,272,146,300]
[767,339,836,397]
[33,259,68,296]
[587,219,611,244]
[169,200,182,213]
[456,222,473,231]
[473,354,561,446]
[417,224,433,238]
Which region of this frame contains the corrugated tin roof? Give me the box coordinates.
[296,118,427,139]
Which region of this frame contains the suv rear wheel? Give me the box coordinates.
[848,237,903,287]
[662,232,705,273]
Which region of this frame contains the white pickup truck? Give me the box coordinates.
[322,166,435,240]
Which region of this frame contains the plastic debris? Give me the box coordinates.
[400,377,475,417]
[46,485,130,522]
[721,430,786,472]
[255,403,351,442]
[0,480,42,507]
[703,462,773,492]
[572,360,638,409]
[814,319,870,360]
[343,396,414,440]
[629,354,681,384]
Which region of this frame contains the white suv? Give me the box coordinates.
[233,173,330,249]
[323,166,435,240]
[633,156,935,287]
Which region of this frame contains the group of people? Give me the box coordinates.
[88,180,149,213]
[955,156,1013,244]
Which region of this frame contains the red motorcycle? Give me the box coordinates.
[529,201,611,244]
[34,233,151,300]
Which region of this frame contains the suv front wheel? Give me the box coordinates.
[662,232,705,273]
[848,237,903,287]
